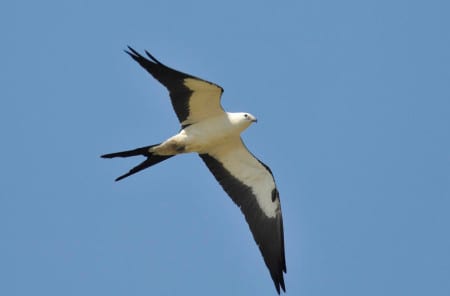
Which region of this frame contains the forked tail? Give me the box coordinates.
[101,144,174,181]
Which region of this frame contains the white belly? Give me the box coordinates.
[154,113,248,155]
[181,114,243,153]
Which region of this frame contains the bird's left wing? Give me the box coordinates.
[199,138,286,294]
[125,47,224,127]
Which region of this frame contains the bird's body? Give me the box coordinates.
[102,47,286,293]
[154,112,255,155]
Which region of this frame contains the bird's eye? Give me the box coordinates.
[244,114,248,118]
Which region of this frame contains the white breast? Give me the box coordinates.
[181,113,243,153]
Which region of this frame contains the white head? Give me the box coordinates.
[242,112,258,123]
[228,112,258,131]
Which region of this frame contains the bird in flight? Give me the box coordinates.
[101,47,286,293]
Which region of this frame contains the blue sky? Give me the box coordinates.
[1,0,449,295]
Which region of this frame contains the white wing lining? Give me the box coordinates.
[205,137,280,218]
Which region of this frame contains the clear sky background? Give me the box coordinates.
[1,1,449,295]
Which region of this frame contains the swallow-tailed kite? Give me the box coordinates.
[101,47,286,293]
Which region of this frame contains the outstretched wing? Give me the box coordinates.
[125,47,225,127]
[199,138,286,294]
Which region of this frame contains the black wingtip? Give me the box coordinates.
[124,46,163,66]
[273,277,285,294]
[144,50,163,64]
[126,45,138,54]
[273,261,286,294]
[280,278,286,293]
[124,45,140,59]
